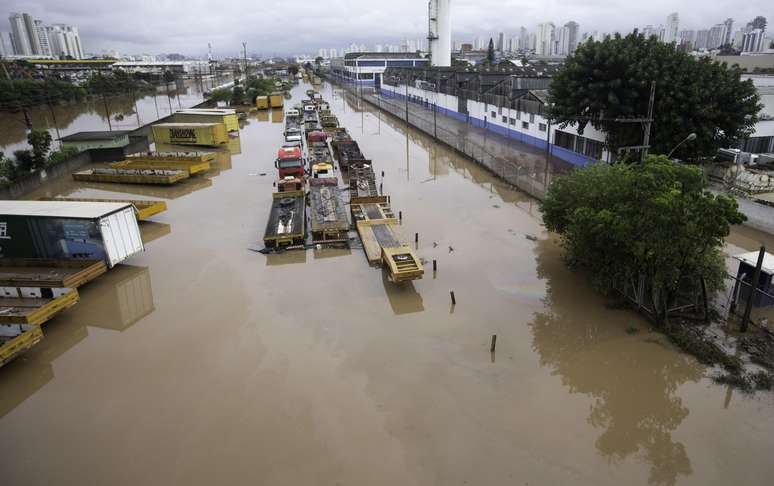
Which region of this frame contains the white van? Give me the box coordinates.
[285,109,300,118]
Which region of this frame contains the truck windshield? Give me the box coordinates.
[278,159,303,169]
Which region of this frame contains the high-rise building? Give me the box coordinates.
[742,29,766,52]
[707,23,727,49]
[496,32,504,52]
[8,13,32,55]
[679,30,696,50]
[695,30,709,50]
[519,27,529,51]
[0,33,8,57]
[45,24,83,59]
[537,22,555,56]
[559,21,579,55]
[723,18,734,45]
[664,13,679,43]
[34,19,51,55]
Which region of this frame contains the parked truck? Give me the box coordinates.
[276,148,305,179]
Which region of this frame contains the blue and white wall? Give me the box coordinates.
[380,81,610,167]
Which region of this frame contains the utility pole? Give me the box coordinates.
[544,116,551,186]
[43,76,62,148]
[102,94,113,131]
[242,42,248,81]
[641,81,656,159]
[741,246,766,333]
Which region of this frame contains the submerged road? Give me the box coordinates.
[0,82,772,486]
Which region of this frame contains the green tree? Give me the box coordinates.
[231,86,245,105]
[487,38,496,64]
[548,33,762,159]
[0,152,18,182]
[541,155,745,322]
[288,63,300,76]
[27,129,52,170]
[163,70,176,84]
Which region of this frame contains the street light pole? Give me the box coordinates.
[666,132,697,158]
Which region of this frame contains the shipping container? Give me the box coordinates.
[151,122,229,146]
[256,96,270,110]
[269,93,284,108]
[0,201,144,268]
[40,197,167,221]
[174,109,240,132]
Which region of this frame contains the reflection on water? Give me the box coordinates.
[0,264,154,418]
[77,265,154,331]
[266,250,307,266]
[0,78,224,155]
[381,270,424,315]
[66,175,213,200]
[139,221,172,244]
[271,110,284,124]
[256,110,269,122]
[530,238,702,486]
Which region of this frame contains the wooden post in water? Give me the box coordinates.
[741,246,766,332]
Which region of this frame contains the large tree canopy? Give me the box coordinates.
[548,33,762,159]
[541,155,745,315]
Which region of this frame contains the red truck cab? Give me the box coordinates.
[276,146,305,179]
[306,130,327,144]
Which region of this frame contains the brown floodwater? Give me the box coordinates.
[0,82,772,486]
[0,76,229,156]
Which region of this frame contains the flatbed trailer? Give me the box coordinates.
[355,221,423,281]
[309,178,349,243]
[351,201,397,224]
[0,324,43,368]
[0,289,79,326]
[349,165,385,203]
[331,139,366,170]
[0,259,107,289]
[263,190,306,248]
[39,197,167,220]
[73,167,189,185]
[111,159,210,176]
[308,142,333,168]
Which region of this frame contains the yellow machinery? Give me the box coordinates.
[269,93,284,109]
[256,96,270,109]
[151,122,229,146]
[174,109,240,132]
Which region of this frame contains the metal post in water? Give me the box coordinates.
[102,94,112,131]
[399,211,402,222]
[415,232,418,243]
[741,246,766,332]
[490,335,497,352]
[433,259,437,272]
[450,290,456,305]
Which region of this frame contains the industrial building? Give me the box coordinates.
[329,52,429,87]
[379,65,609,166]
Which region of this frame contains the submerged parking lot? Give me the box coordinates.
[0,82,773,486]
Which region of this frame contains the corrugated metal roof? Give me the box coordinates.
[153,122,220,127]
[175,109,237,115]
[735,251,774,275]
[60,130,131,141]
[0,200,133,219]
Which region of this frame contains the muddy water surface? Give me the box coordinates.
[0,83,772,486]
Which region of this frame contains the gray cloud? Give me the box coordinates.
[3,0,772,56]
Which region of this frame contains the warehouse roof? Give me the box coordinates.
[0,200,133,219]
[175,109,237,115]
[60,130,131,142]
[344,52,426,60]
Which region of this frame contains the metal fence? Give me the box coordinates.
[334,81,552,201]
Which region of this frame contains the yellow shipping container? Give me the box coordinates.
[256,96,269,109]
[269,93,284,108]
[151,122,229,146]
[174,110,239,132]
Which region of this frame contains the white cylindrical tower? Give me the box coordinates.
[428,0,451,67]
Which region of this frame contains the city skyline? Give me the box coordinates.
[0,1,771,57]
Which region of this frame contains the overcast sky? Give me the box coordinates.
[3,1,772,56]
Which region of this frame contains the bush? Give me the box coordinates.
[47,146,80,166]
[541,155,746,320]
